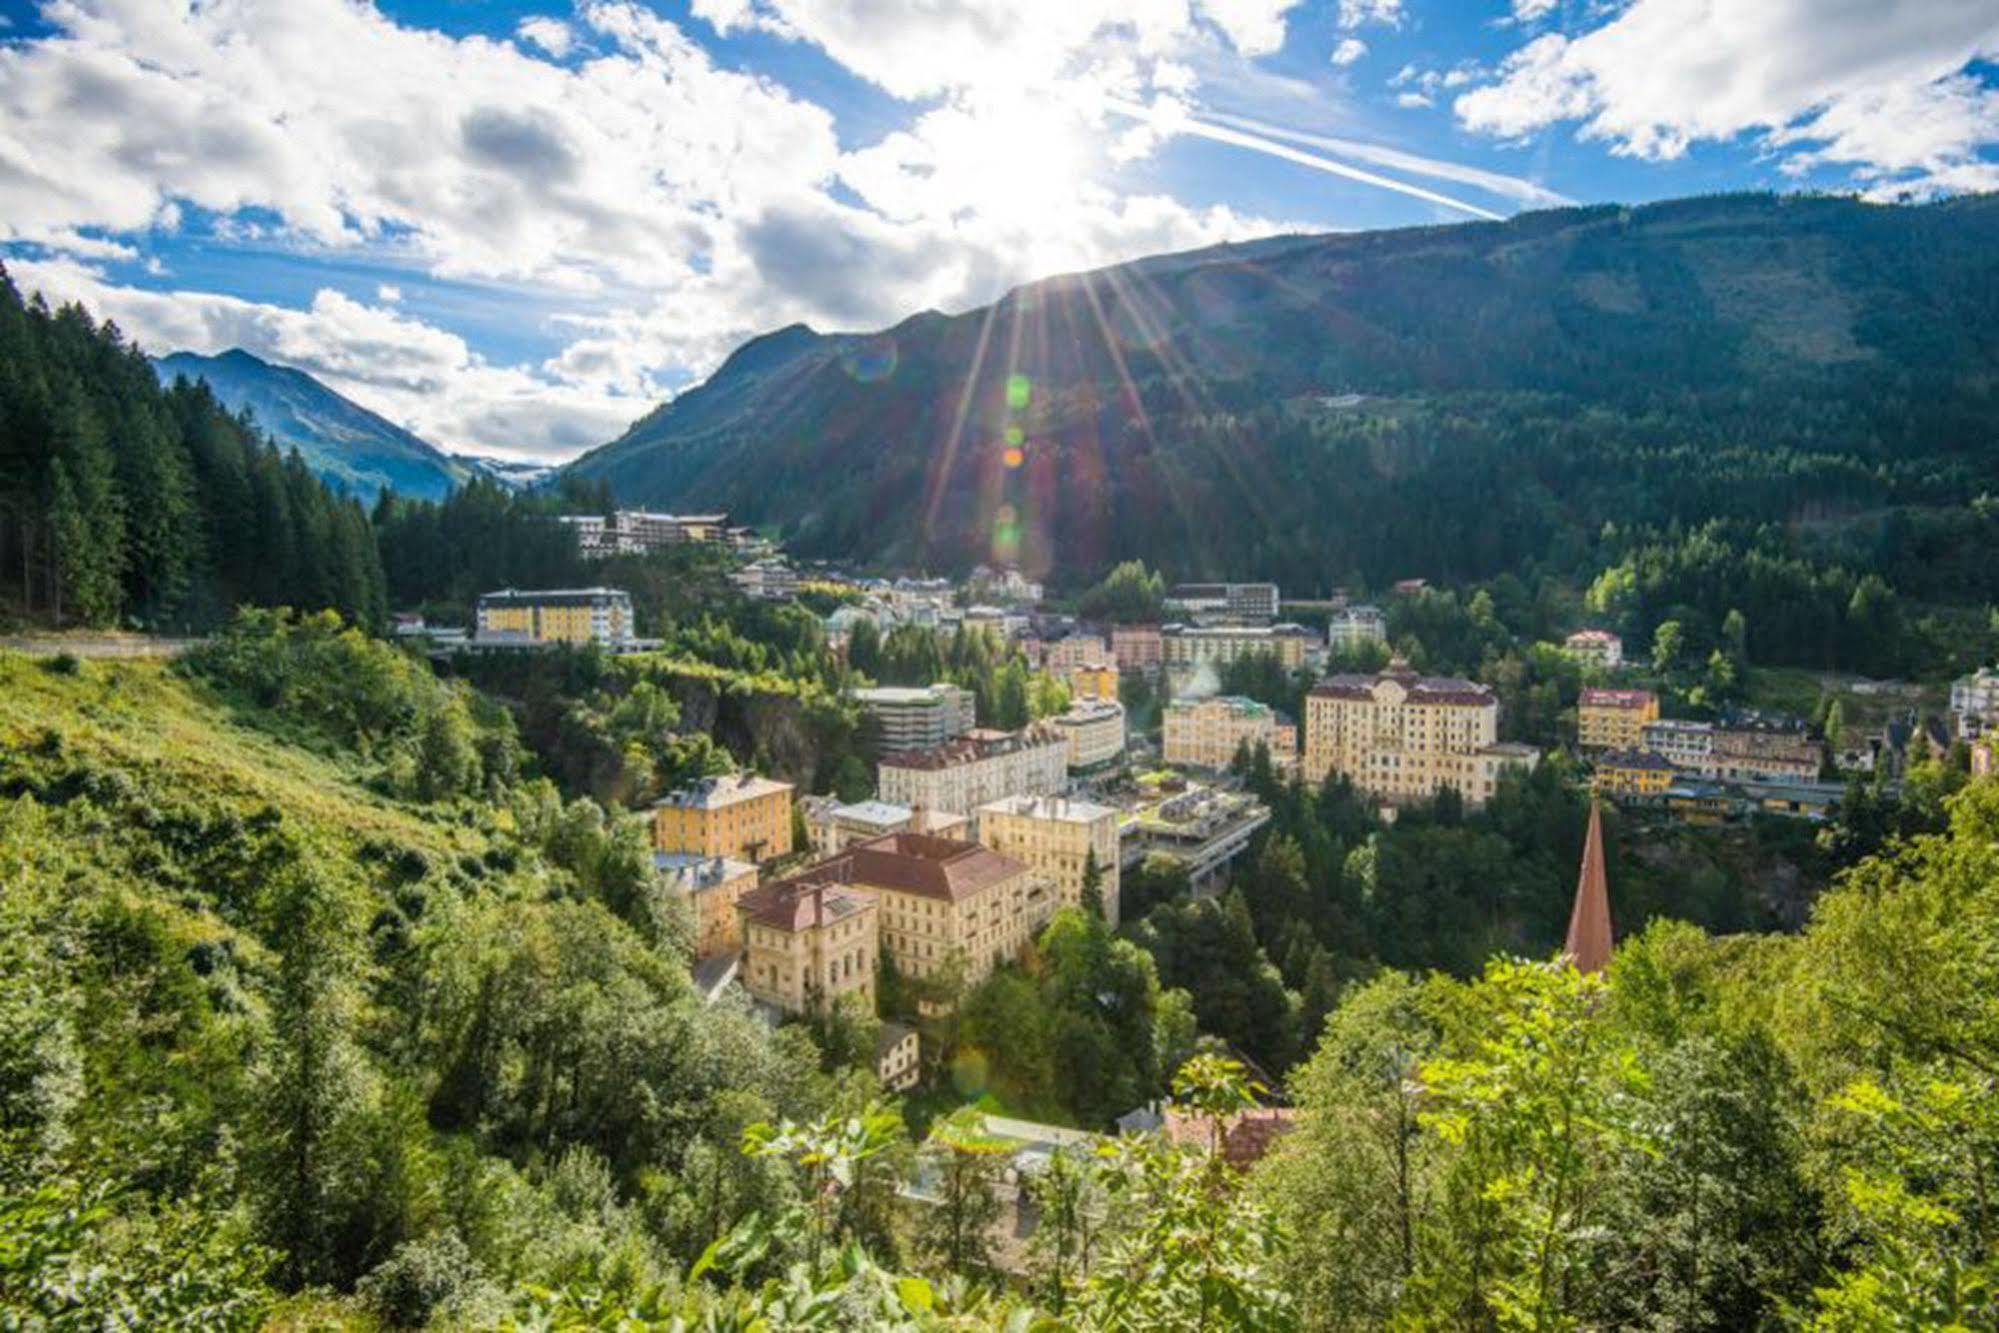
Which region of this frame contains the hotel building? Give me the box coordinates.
[735,879,878,1018]
[1053,700,1127,773]
[1162,622,1315,677]
[877,724,1068,815]
[1303,659,1539,808]
[976,794,1122,926]
[1578,688,1660,751]
[475,587,633,649]
[1163,695,1281,771]
[1110,624,1164,679]
[651,773,795,864]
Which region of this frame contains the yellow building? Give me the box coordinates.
[652,773,795,864]
[735,879,878,1017]
[1163,694,1278,771]
[653,852,757,962]
[975,794,1122,926]
[1577,688,1659,751]
[475,587,633,648]
[1069,660,1121,703]
[1592,749,1675,799]
[1303,659,1539,808]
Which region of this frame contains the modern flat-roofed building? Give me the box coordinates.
[1642,718,1715,772]
[1304,659,1539,807]
[1326,604,1386,655]
[475,587,633,648]
[1165,582,1281,624]
[1054,700,1126,773]
[1564,629,1625,670]
[853,683,977,752]
[1578,688,1660,751]
[653,852,757,961]
[652,773,795,864]
[975,794,1122,926]
[1162,623,1315,678]
[1712,722,1823,784]
[1593,749,1675,799]
[878,724,1067,815]
[1110,624,1164,679]
[560,510,731,558]
[736,878,878,1018]
[1163,695,1279,771]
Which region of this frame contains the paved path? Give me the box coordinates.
[0,635,203,659]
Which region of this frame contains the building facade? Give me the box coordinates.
[1044,633,1111,674]
[1593,749,1675,798]
[475,587,634,648]
[1054,700,1127,772]
[1563,629,1625,670]
[876,1022,921,1091]
[1578,688,1660,751]
[1952,667,1999,738]
[1326,604,1386,654]
[1303,660,1539,808]
[560,510,731,558]
[730,559,800,601]
[1164,582,1281,623]
[652,774,795,863]
[1712,723,1823,783]
[853,683,978,752]
[801,798,970,856]
[1642,718,1715,772]
[1162,623,1315,677]
[1110,624,1164,678]
[976,794,1122,927]
[1163,695,1278,771]
[736,879,878,1017]
[653,852,757,961]
[877,724,1068,815]
[1069,660,1121,703]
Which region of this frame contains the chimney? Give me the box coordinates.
[1563,802,1614,974]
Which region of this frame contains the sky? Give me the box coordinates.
[1,0,1995,464]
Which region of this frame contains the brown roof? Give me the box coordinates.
[1580,688,1657,710]
[737,879,874,932]
[1163,1107,1299,1168]
[878,722,1062,771]
[768,832,1028,905]
[1309,669,1495,707]
[1564,802,1614,974]
[1598,748,1674,772]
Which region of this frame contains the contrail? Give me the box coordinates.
[1102,96,1506,221]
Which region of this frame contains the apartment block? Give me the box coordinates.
[1642,718,1715,772]
[1162,622,1315,677]
[1069,660,1121,703]
[1110,624,1164,678]
[1325,604,1386,654]
[735,879,878,1018]
[1303,660,1539,808]
[475,587,633,649]
[1578,688,1660,751]
[1564,629,1625,670]
[1165,582,1281,623]
[877,724,1067,815]
[652,773,795,864]
[1712,723,1823,783]
[1593,749,1675,799]
[730,559,800,601]
[1163,694,1280,771]
[1054,700,1127,773]
[653,852,757,962]
[975,794,1122,927]
[853,683,977,752]
[559,510,731,558]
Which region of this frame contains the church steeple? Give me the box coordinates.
[1564,801,1613,973]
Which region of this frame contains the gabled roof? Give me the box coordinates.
[764,832,1029,906]
[737,879,874,932]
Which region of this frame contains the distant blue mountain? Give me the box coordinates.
[153,348,470,502]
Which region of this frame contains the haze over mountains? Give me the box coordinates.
[564,192,1999,587]
[152,348,472,502]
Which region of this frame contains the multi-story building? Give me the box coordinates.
[976,794,1122,926]
[735,879,878,1018]
[1163,695,1279,771]
[853,683,977,752]
[1564,629,1625,670]
[783,832,1052,989]
[731,559,799,601]
[1110,624,1164,679]
[1642,719,1715,772]
[475,587,634,649]
[1326,604,1387,655]
[1069,660,1121,703]
[1951,666,1999,738]
[967,565,1044,606]
[1162,623,1315,678]
[1303,659,1540,808]
[801,798,968,856]
[652,773,795,864]
[1593,749,1675,799]
[877,724,1067,815]
[1052,700,1127,773]
[653,852,757,962]
[876,1022,921,1091]
[1578,688,1660,751]
[560,510,731,558]
[1712,722,1823,783]
[1043,633,1110,675]
[1165,582,1281,623]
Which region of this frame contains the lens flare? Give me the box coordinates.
[1004,424,1024,446]
[1003,445,1025,469]
[1005,373,1031,411]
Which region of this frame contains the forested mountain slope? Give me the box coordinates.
[565,192,1999,587]
[154,348,469,502]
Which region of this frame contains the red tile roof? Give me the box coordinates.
[1162,1107,1299,1168]
[1309,669,1495,707]
[737,879,875,932]
[766,832,1028,905]
[878,722,1063,771]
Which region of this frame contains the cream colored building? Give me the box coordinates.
[1164,695,1280,771]
[1110,625,1164,678]
[652,773,795,864]
[1162,623,1315,678]
[877,724,1068,815]
[1303,660,1539,808]
[653,852,757,962]
[1045,633,1110,674]
[975,794,1122,927]
[475,587,633,648]
[1564,629,1625,670]
[736,879,878,1018]
[1069,660,1121,702]
[1054,700,1126,772]
[1577,688,1659,751]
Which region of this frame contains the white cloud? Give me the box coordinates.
[1337,0,1403,30]
[1396,92,1432,109]
[376,283,402,303]
[1510,0,1558,22]
[1455,0,1999,194]
[1331,37,1368,67]
[516,16,574,57]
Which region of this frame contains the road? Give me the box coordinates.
[0,635,203,659]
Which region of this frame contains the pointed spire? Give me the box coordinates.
[1564,801,1614,974]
